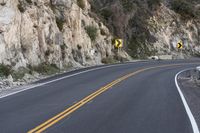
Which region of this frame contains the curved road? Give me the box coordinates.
[0,60,199,133]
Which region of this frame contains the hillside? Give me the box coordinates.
[90,0,200,58]
[0,0,199,87]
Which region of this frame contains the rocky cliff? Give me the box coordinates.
[0,0,200,85]
[90,0,200,59]
[0,0,128,72]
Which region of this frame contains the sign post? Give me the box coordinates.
[177,40,183,58]
[114,39,123,61]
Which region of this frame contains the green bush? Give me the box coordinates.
[56,18,65,31]
[45,50,51,57]
[0,2,6,6]
[18,2,25,13]
[77,0,85,9]
[171,0,196,18]
[147,0,162,9]
[195,10,200,18]
[120,0,136,12]
[0,64,12,77]
[12,67,30,81]
[26,0,32,4]
[100,29,107,36]
[30,63,59,75]
[127,35,153,59]
[77,44,82,50]
[85,25,98,41]
[49,1,56,13]
[101,57,117,64]
[100,9,113,21]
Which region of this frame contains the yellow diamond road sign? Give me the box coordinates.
[115,39,123,48]
[177,41,183,49]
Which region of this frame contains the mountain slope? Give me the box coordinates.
[0,0,199,85]
[90,0,200,58]
[0,0,127,71]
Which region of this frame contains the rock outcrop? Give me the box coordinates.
[0,0,200,86]
[0,0,124,71]
[90,0,200,59]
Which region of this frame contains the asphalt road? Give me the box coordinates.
[0,60,200,133]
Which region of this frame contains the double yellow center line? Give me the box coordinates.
[28,63,193,133]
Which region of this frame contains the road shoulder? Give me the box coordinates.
[177,69,200,131]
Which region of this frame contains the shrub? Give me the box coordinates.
[77,44,82,50]
[56,18,65,31]
[77,0,85,9]
[30,63,59,75]
[60,44,67,60]
[101,57,117,64]
[195,10,200,18]
[127,35,152,59]
[45,50,51,56]
[21,44,27,53]
[147,0,162,9]
[85,25,98,41]
[18,2,25,13]
[81,20,86,27]
[100,9,113,21]
[120,0,136,12]
[0,2,6,6]
[26,0,32,4]
[49,1,56,13]
[171,0,196,18]
[0,64,12,77]
[100,29,107,36]
[12,67,30,81]
[60,44,67,51]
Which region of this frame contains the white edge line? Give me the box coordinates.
[0,62,144,99]
[175,68,200,133]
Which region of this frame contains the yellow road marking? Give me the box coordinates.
[28,63,197,133]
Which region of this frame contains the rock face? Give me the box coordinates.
[90,0,200,59]
[0,0,199,71]
[0,0,121,70]
[147,4,200,59]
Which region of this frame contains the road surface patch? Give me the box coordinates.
[28,63,191,133]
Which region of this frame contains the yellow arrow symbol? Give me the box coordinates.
[116,40,121,47]
[115,39,122,48]
[177,41,183,49]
